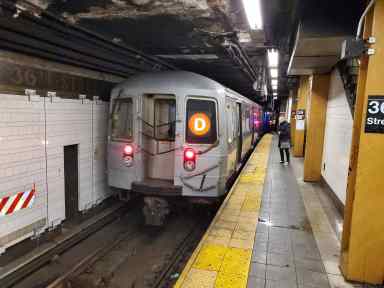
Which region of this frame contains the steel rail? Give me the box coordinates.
[0,204,127,288]
[151,224,207,288]
[46,229,141,288]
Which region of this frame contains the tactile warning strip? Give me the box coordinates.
[174,134,272,288]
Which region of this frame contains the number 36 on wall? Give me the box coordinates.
[368,100,384,114]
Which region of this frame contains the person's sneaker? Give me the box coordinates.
[284,162,289,166]
[280,160,284,164]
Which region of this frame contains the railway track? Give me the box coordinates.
[46,229,142,288]
[151,224,206,288]
[5,142,258,288]
[30,207,212,288]
[0,202,128,288]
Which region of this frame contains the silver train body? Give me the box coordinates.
[107,72,263,223]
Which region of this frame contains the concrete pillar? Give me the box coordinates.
[341,1,384,284]
[293,76,310,157]
[303,74,330,182]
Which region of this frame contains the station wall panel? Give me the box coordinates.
[0,95,47,251]
[92,101,111,205]
[45,98,93,220]
[0,94,110,252]
[321,70,353,204]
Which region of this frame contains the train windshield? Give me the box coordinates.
[186,98,217,144]
[111,98,133,141]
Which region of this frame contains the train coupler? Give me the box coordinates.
[143,197,170,226]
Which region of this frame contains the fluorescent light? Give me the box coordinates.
[273,92,277,96]
[271,79,278,86]
[242,0,263,30]
[272,84,278,90]
[270,68,278,78]
[268,49,279,67]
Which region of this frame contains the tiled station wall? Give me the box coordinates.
[0,94,111,252]
[321,69,353,205]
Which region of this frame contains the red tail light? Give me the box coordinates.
[123,144,134,167]
[124,144,134,156]
[184,148,196,171]
[184,149,196,160]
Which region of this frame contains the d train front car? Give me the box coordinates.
[107,71,263,225]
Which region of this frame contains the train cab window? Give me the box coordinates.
[155,99,176,141]
[186,98,217,144]
[112,98,133,141]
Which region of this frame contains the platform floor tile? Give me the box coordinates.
[174,135,273,288]
[247,135,332,288]
[179,268,217,288]
[193,244,227,271]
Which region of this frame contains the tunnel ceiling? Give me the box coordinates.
[2,0,366,103]
[22,0,297,102]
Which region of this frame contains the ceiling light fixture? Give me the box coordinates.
[273,92,277,96]
[270,68,278,78]
[271,79,278,86]
[268,49,279,67]
[242,0,263,30]
[272,84,278,90]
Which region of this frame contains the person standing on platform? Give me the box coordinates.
[278,117,291,165]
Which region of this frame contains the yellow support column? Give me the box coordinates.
[293,76,310,157]
[289,89,298,148]
[341,1,384,284]
[303,74,330,182]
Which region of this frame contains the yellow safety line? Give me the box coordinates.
[175,134,273,288]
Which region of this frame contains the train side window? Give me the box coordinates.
[245,108,250,133]
[225,99,234,144]
[186,98,217,144]
[112,98,133,141]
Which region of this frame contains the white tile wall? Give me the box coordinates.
[321,70,353,204]
[92,100,111,206]
[45,97,93,220]
[0,94,47,242]
[0,94,110,250]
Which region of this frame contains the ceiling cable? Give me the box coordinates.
[356,0,376,40]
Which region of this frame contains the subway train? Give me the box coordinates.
[107,71,264,225]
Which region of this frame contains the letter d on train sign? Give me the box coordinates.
[365,96,384,133]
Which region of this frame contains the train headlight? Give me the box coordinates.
[183,148,196,171]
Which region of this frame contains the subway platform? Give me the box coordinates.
[175,134,376,288]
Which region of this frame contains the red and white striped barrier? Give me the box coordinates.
[0,185,36,217]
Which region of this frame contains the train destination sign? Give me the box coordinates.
[365,96,384,133]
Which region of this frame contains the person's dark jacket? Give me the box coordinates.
[278,121,291,148]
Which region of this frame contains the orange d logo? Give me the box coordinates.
[188,113,211,136]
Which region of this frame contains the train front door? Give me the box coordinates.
[141,94,176,182]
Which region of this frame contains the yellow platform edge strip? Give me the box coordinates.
[174,134,273,288]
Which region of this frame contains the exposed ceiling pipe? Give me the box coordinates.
[356,0,376,40]
[222,39,258,81]
[8,0,176,71]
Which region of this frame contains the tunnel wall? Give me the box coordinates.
[0,51,119,253]
[0,95,110,252]
[321,69,353,205]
